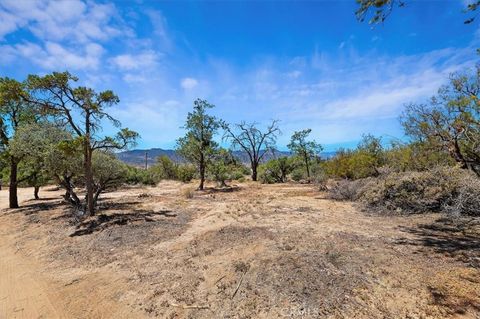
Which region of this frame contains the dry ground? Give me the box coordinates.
[0,181,479,319]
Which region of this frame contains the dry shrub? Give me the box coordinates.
[360,168,456,214]
[330,167,480,216]
[328,178,375,201]
[442,174,480,216]
[180,187,195,199]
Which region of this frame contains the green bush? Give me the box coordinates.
[258,157,294,184]
[125,166,159,185]
[176,164,196,183]
[290,167,305,182]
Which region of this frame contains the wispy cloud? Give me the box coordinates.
[111,51,160,70]
[0,0,477,149]
[181,77,199,90]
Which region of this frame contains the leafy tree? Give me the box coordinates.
[208,148,243,187]
[355,134,385,176]
[287,129,323,179]
[259,156,294,184]
[222,120,280,181]
[27,71,138,215]
[0,77,37,208]
[91,151,128,206]
[9,122,69,200]
[401,68,480,175]
[355,0,405,24]
[176,99,220,190]
[176,164,196,183]
[384,140,453,172]
[356,0,477,25]
[154,156,179,180]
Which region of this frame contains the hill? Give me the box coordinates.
[116,148,336,167]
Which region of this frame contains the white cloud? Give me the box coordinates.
[11,41,104,70]
[181,77,198,89]
[112,99,183,146]
[0,0,127,43]
[111,51,160,70]
[287,70,302,78]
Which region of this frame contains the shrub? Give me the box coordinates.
[258,157,294,184]
[181,186,195,199]
[328,178,374,201]
[442,174,480,216]
[125,166,159,185]
[154,156,178,180]
[310,164,328,190]
[207,149,247,187]
[331,166,480,216]
[176,165,196,183]
[290,167,305,182]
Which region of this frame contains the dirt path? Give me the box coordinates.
[0,187,149,319]
[0,233,64,319]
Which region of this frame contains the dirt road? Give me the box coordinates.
[0,234,63,318]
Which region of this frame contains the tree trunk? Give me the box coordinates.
[9,157,19,208]
[85,147,95,216]
[93,186,103,208]
[251,162,258,181]
[199,158,205,190]
[305,155,310,179]
[34,186,40,200]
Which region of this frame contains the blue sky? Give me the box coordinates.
[0,0,478,151]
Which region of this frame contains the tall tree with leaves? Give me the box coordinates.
[287,129,323,179]
[27,71,138,216]
[0,77,37,208]
[176,99,220,190]
[401,68,480,175]
[9,122,69,200]
[222,120,280,181]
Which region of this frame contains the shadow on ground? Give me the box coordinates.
[199,185,242,194]
[10,200,65,216]
[70,210,177,237]
[396,217,480,268]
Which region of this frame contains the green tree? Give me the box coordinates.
[27,71,138,215]
[154,156,178,180]
[91,151,128,207]
[258,156,294,184]
[176,99,220,190]
[0,77,37,208]
[287,129,323,179]
[356,0,477,25]
[222,120,280,181]
[401,68,480,175]
[208,148,240,187]
[9,122,69,200]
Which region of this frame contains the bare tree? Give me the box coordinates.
[222,120,280,181]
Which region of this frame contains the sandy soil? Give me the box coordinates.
[0,181,479,318]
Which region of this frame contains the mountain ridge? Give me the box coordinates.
[117,148,336,167]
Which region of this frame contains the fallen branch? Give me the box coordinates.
[169,302,209,310]
[231,269,248,299]
[214,275,226,285]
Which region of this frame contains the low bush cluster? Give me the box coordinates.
[329,167,480,216]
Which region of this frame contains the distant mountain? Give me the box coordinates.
[116,148,336,167]
[116,148,182,167]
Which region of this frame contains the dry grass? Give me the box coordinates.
[180,186,195,199]
[0,180,479,318]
